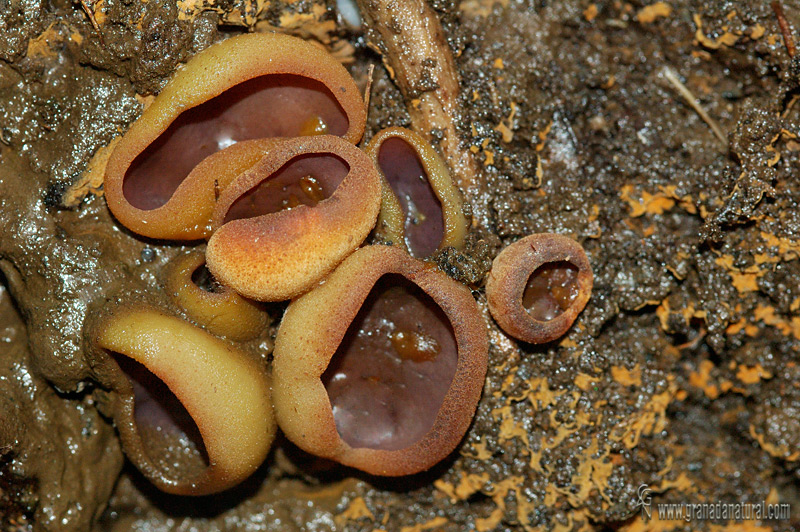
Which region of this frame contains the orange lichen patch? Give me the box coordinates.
[726,317,752,335]
[750,23,767,40]
[656,299,708,333]
[636,2,671,23]
[207,136,380,301]
[494,102,517,143]
[693,14,740,49]
[26,23,63,59]
[749,425,800,462]
[574,372,600,391]
[735,364,773,385]
[474,476,525,531]
[177,0,266,28]
[620,185,674,216]
[492,405,531,448]
[610,378,676,448]
[434,472,489,503]
[366,127,468,258]
[583,4,598,22]
[90,306,275,495]
[272,245,487,476]
[611,364,642,387]
[714,254,762,293]
[105,32,366,240]
[620,185,698,217]
[487,234,593,344]
[688,360,720,399]
[460,0,509,18]
[161,251,268,341]
[553,436,614,506]
[335,497,374,523]
[760,230,800,261]
[753,304,800,341]
[535,121,553,151]
[63,137,120,207]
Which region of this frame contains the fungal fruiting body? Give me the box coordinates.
[206,135,381,302]
[104,32,366,240]
[365,127,467,258]
[161,250,268,342]
[92,306,275,495]
[486,233,593,344]
[272,245,487,476]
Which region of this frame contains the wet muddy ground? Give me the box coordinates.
[2,0,800,530]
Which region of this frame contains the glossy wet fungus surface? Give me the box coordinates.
[104,32,366,240]
[322,274,458,451]
[487,233,593,344]
[3,0,800,530]
[367,126,468,258]
[273,245,487,477]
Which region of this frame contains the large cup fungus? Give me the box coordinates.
[161,250,268,342]
[272,245,487,476]
[91,306,275,495]
[365,127,467,258]
[486,234,593,344]
[206,135,381,301]
[104,32,367,240]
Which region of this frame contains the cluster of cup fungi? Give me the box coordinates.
[91,32,594,496]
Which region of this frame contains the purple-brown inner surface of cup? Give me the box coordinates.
[112,354,209,470]
[322,274,458,451]
[123,74,349,210]
[377,138,445,258]
[223,153,349,222]
[522,261,580,321]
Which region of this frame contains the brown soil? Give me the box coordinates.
[1,0,800,530]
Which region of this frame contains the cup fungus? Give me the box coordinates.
[161,250,268,342]
[365,127,467,258]
[486,233,593,344]
[91,306,275,495]
[272,245,487,476]
[206,135,381,301]
[104,32,367,240]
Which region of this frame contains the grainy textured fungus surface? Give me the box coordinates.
[2,0,800,530]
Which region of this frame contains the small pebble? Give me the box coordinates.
[141,247,156,263]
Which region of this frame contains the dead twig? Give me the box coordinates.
[772,1,796,59]
[78,0,106,47]
[355,0,485,224]
[662,66,727,148]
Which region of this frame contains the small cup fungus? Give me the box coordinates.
[91,306,275,495]
[206,135,381,301]
[272,245,487,476]
[161,250,268,342]
[365,127,467,258]
[486,233,593,344]
[104,32,366,240]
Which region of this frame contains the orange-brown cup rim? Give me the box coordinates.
[206,135,381,302]
[104,32,367,240]
[486,233,593,344]
[273,245,488,476]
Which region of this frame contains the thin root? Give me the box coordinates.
[79,0,107,47]
[772,1,796,59]
[662,66,727,148]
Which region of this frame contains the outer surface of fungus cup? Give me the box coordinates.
[92,306,275,495]
[104,32,367,240]
[206,135,381,301]
[365,127,468,258]
[161,250,268,342]
[272,245,488,476]
[486,233,593,344]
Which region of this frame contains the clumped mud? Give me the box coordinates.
[2,0,800,531]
